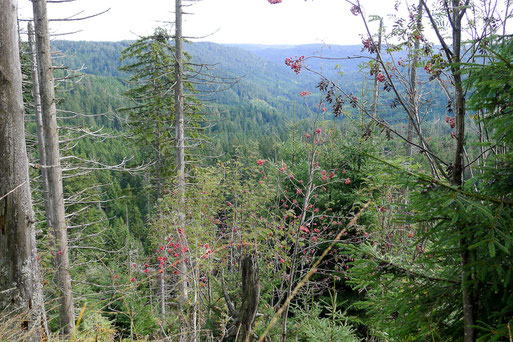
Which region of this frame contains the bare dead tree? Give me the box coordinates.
[220,253,260,342]
[406,0,423,157]
[371,17,383,118]
[21,5,150,336]
[32,0,75,335]
[174,3,192,340]
[0,0,47,340]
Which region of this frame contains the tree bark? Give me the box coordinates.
[0,0,47,339]
[32,0,75,335]
[420,0,475,337]
[371,18,383,118]
[27,21,54,249]
[220,253,260,342]
[449,2,475,340]
[407,1,423,157]
[174,0,189,308]
[237,253,260,342]
[159,269,166,317]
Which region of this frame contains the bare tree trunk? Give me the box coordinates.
[174,0,188,308]
[156,123,163,196]
[407,1,423,157]
[0,0,47,339]
[449,2,474,340]
[237,253,260,342]
[159,269,166,317]
[32,0,75,335]
[27,22,51,211]
[191,276,199,342]
[423,0,475,334]
[451,39,465,185]
[460,235,475,342]
[27,24,52,336]
[453,38,476,342]
[371,18,383,117]
[220,253,260,342]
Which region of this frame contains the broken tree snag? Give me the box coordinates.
[237,253,260,342]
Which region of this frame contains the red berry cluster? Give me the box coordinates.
[319,169,335,182]
[376,73,386,82]
[350,5,361,16]
[268,0,282,3]
[361,37,377,53]
[349,95,358,108]
[446,115,457,138]
[285,56,305,74]
[445,115,455,128]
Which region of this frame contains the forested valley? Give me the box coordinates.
[1,0,512,341]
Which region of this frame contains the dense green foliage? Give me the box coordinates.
[340,35,513,341]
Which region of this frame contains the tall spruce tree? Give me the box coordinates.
[119,27,202,202]
[120,28,177,200]
[461,37,513,338]
[120,25,205,325]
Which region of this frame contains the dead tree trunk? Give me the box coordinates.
[237,253,260,342]
[27,21,54,241]
[0,0,47,339]
[159,269,166,317]
[371,18,383,117]
[32,0,75,335]
[174,0,188,307]
[406,0,423,157]
[221,252,260,342]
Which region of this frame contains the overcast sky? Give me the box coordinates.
[17,0,398,45]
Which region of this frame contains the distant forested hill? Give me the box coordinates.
[52,41,369,108]
[229,43,367,82]
[53,40,132,79]
[51,40,448,155]
[52,40,323,116]
[51,40,344,157]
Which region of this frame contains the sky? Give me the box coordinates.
[17,0,396,45]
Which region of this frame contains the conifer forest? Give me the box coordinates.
[1,0,513,341]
